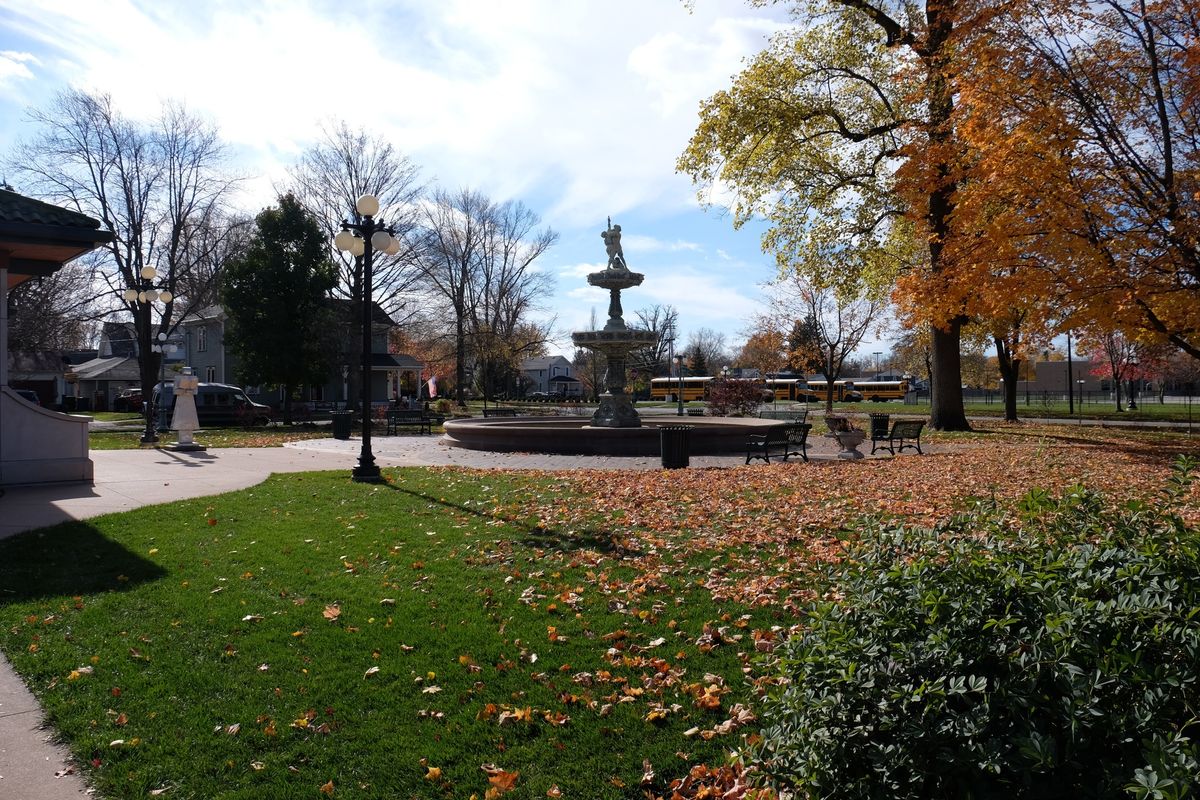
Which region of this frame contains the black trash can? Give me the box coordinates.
[330,411,353,440]
[659,425,693,469]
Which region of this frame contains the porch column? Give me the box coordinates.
[1,259,9,387]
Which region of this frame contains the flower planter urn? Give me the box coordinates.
[833,429,866,460]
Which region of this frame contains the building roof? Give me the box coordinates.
[6,350,67,376]
[521,355,571,370]
[371,353,423,370]
[0,189,113,284]
[71,356,141,382]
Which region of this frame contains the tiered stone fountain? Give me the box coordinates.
[442,220,771,456]
[571,221,657,428]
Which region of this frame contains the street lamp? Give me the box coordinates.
[873,351,882,376]
[1127,355,1139,410]
[673,354,685,416]
[1077,379,1085,422]
[151,332,178,431]
[721,365,730,380]
[121,266,173,444]
[334,194,402,483]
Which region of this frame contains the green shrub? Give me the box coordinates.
[754,456,1200,800]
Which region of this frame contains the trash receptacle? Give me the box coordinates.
[659,425,693,469]
[330,411,353,440]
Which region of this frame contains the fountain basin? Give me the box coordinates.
[443,415,782,456]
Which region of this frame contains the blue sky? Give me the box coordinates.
[0,0,868,357]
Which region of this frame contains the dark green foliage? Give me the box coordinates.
[221,194,337,421]
[707,378,766,416]
[755,456,1200,800]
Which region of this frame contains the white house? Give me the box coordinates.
[520,355,581,397]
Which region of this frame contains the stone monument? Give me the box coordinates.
[571,219,657,428]
[168,367,206,451]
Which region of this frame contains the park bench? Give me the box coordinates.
[746,422,811,465]
[482,407,519,418]
[386,409,440,435]
[871,417,925,455]
[686,407,705,417]
[759,408,808,423]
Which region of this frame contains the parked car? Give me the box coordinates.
[114,388,143,412]
[14,388,40,406]
[527,391,551,399]
[152,382,272,427]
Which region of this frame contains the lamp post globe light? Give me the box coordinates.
[121,266,174,444]
[334,194,402,483]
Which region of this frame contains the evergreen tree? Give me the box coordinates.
[221,194,337,424]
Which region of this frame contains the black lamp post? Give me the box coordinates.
[1127,356,1139,411]
[122,266,173,444]
[334,194,401,483]
[673,354,684,416]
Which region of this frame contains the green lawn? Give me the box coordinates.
[86,412,144,422]
[0,469,772,799]
[89,427,332,450]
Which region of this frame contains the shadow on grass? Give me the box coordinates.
[0,521,166,603]
[375,478,643,557]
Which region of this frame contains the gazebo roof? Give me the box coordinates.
[0,188,113,287]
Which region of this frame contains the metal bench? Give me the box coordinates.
[759,408,808,423]
[869,413,891,454]
[686,407,705,417]
[386,409,433,435]
[746,423,811,464]
[482,407,519,418]
[875,418,925,455]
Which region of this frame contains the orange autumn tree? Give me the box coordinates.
[937,1,1200,363]
[680,0,1013,430]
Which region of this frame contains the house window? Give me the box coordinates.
[205,366,216,383]
[197,326,208,352]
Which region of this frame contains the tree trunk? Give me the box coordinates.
[282,384,293,425]
[455,301,467,407]
[930,320,970,430]
[923,3,970,432]
[996,356,1020,423]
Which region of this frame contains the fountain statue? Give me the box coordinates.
[571,219,658,427]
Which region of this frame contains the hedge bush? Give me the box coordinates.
[754,456,1199,799]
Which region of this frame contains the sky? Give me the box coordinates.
[0,0,888,360]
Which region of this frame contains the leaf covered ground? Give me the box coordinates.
[0,424,1195,799]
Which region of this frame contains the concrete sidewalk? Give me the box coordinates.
[0,433,856,799]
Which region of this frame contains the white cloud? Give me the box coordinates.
[0,0,793,355]
[622,234,702,254]
[0,50,39,95]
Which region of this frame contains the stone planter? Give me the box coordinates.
[833,429,866,460]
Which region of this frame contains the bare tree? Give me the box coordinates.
[779,278,886,413]
[684,327,729,376]
[573,308,606,402]
[5,256,105,351]
[9,90,237,437]
[284,122,424,410]
[415,188,556,405]
[285,121,424,312]
[468,200,557,400]
[630,304,678,376]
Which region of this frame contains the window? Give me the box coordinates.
[205,366,216,383]
[197,326,208,352]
